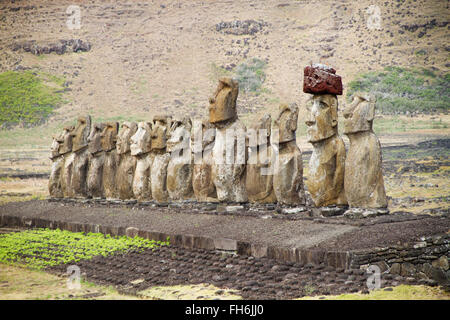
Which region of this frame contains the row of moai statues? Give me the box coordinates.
[49,64,387,209]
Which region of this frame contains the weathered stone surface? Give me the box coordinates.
[209,78,247,202]
[150,116,171,202]
[116,121,137,200]
[192,119,217,202]
[209,77,239,124]
[272,104,305,205]
[70,115,91,198]
[246,114,276,203]
[48,129,67,198]
[101,122,119,199]
[344,93,387,208]
[167,117,194,200]
[432,256,449,271]
[130,122,153,201]
[303,64,343,95]
[87,123,105,198]
[305,94,346,207]
[211,119,248,202]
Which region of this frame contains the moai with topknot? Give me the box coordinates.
[343,93,387,208]
[101,122,119,199]
[209,77,248,203]
[192,119,217,202]
[246,114,277,203]
[167,117,194,200]
[116,121,138,200]
[70,115,91,198]
[304,64,347,207]
[86,122,106,198]
[130,122,153,201]
[272,104,305,205]
[150,115,171,202]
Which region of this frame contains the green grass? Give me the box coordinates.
[0,70,67,128]
[234,58,267,93]
[0,228,169,270]
[347,66,449,114]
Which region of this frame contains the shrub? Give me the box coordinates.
[0,70,65,128]
[347,66,449,114]
[234,58,267,93]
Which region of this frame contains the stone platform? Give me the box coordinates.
[0,200,448,271]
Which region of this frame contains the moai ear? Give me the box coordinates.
[289,104,299,131]
[366,94,376,123]
[330,96,338,128]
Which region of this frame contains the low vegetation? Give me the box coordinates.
[0,228,169,270]
[347,66,449,114]
[234,58,267,93]
[0,70,66,129]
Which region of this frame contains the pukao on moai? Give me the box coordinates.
[192,119,217,201]
[272,104,305,205]
[116,121,137,200]
[70,115,91,198]
[246,114,277,203]
[60,125,75,198]
[150,115,171,202]
[209,77,248,203]
[101,122,119,199]
[86,123,105,198]
[49,130,67,198]
[343,93,387,208]
[167,117,194,200]
[130,122,153,201]
[304,64,347,207]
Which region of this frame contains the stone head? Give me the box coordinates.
[116,121,138,154]
[87,123,106,155]
[209,77,239,124]
[167,117,192,153]
[343,93,375,134]
[130,122,152,156]
[71,115,92,152]
[100,122,119,152]
[248,114,271,147]
[151,115,171,150]
[274,104,298,144]
[305,94,338,143]
[58,125,75,155]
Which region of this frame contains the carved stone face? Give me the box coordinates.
[167,117,192,153]
[58,125,74,155]
[71,115,92,152]
[343,93,375,134]
[274,104,298,144]
[151,116,171,150]
[248,114,271,147]
[209,77,239,124]
[130,122,152,156]
[100,122,119,152]
[50,133,62,159]
[87,123,105,155]
[117,121,137,154]
[305,94,338,143]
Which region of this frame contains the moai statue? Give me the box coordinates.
[70,115,91,198]
[192,119,217,202]
[101,122,119,199]
[48,130,66,198]
[343,93,387,208]
[116,121,138,200]
[209,77,248,203]
[150,115,172,202]
[60,125,75,198]
[246,114,277,203]
[130,122,153,201]
[304,64,347,207]
[272,104,305,205]
[167,117,194,200]
[86,123,105,198]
